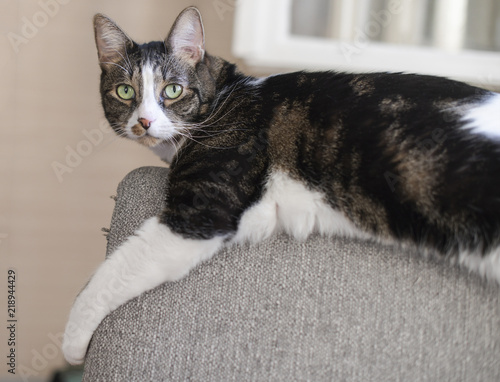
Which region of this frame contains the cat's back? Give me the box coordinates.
[259,71,499,186]
[253,70,500,256]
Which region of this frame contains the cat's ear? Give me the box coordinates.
[166,7,205,66]
[93,14,134,67]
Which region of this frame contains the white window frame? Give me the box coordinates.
[232,0,500,87]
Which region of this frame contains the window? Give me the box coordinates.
[233,0,500,88]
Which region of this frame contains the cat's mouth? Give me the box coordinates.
[137,134,162,147]
[130,123,162,147]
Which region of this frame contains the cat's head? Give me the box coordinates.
[94,7,217,161]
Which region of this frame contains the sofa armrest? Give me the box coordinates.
[83,166,500,381]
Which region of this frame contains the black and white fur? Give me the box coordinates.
[63,7,500,365]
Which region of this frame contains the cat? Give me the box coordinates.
[62,6,500,365]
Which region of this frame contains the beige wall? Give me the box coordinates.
[1,0,498,380]
[0,0,246,379]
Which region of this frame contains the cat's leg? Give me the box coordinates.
[62,216,225,365]
[459,249,500,283]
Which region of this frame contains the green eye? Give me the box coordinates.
[116,84,135,100]
[164,84,183,99]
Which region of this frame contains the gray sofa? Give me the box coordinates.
[82,166,500,381]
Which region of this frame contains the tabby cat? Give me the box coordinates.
[63,7,500,364]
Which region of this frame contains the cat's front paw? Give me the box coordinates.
[62,322,93,365]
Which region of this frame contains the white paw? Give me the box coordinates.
[62,321,93,365]
[60,216,226,366]
[233,199,277,244]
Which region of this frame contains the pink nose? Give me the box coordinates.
[138,118,154,129]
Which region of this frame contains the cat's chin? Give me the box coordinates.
[136,135,162,148]
[148,139,181,163]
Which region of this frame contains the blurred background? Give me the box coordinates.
[292,0,500,50]
[0,0,499,380]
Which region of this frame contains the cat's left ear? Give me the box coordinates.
[166,7,205,66]
[94,14,134,67]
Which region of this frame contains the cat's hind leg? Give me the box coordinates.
[459,248,500,284]
[62,216,224,365]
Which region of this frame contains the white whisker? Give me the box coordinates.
[199,83,242,126]
[175,130,240,150]
[101,61,130,75]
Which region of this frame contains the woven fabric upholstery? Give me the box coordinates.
[83,166,500,382]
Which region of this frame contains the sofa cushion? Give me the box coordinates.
[83,166,500,381]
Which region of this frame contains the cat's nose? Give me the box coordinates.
[138,118,154,130]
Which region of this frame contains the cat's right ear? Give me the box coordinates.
[93,14,134,68]
[166,7,205,66]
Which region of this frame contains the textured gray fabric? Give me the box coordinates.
[83,166,500,382]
